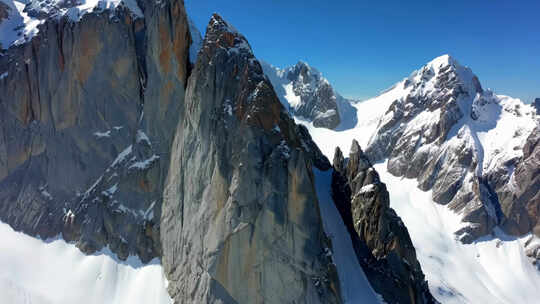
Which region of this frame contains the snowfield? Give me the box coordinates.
[0,221,172,304]
[294,78,408,158]
[374,161,540,304]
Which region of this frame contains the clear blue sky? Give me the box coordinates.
[186,0,539,102]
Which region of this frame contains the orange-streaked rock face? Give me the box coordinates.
[0,0,190,264]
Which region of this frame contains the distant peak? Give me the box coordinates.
[291,61,312,74]
[432,53,453,63]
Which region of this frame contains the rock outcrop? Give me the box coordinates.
[332,140,436,304]
[261,61,357,130]
[160,14,341,304]
[497,127,540,236]
[0,0,191,262]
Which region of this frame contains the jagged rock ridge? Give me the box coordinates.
[332,140,437,304]
[500,126,540,237]
[509,126,540,267]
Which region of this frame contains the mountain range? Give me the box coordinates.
[270,53,540,303]
[0,0,538,303]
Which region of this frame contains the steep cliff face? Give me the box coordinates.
[332,140,436,304]
[160,14,341,304]
[0,0,190,262]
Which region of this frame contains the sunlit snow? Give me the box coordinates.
[374,162,540,304]
[0,221,172,304]
[295,78,409,157]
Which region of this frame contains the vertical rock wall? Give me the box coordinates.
[161,14,341,304]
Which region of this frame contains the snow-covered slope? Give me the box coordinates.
[0,221,172,304]
[294,78,410,158]
[298,54,540,303]
[262,61,357,130]
[374,161,540,304]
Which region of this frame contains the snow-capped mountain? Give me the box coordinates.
[363,55,538,243]
[298,54,540,303]
[262,61,357,130]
